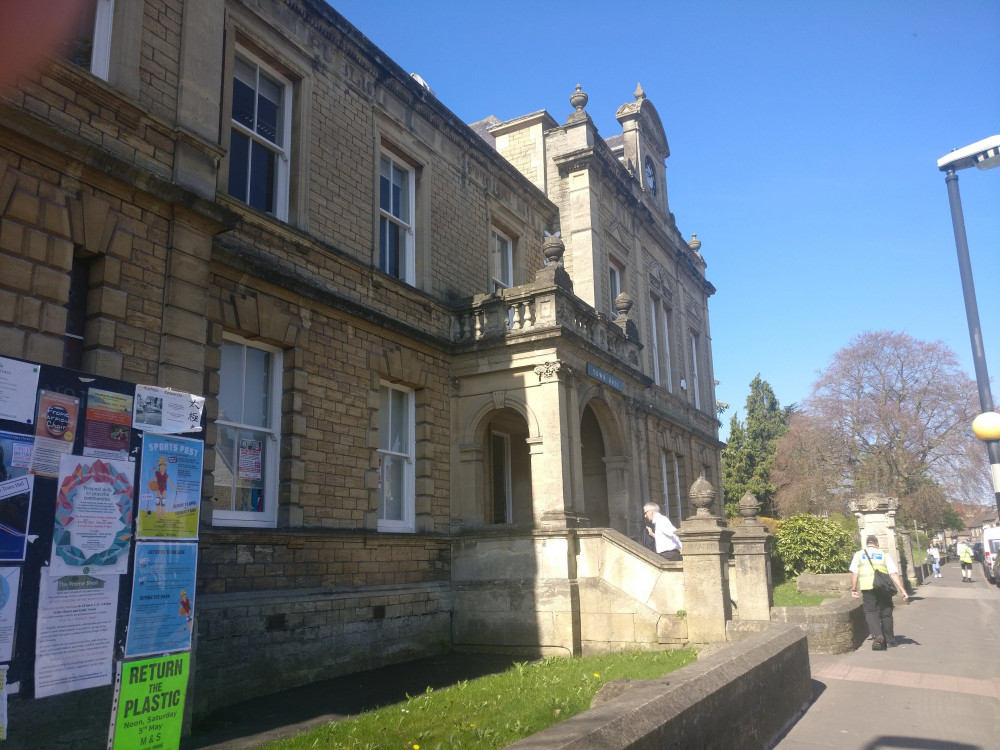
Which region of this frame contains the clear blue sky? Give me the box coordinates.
[331,0,1000,438]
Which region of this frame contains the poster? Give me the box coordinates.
[0,476,32,561]
[110,653,188,750]
[0,430,33,480]
[0,567,20,662]
[133,385,205,435]
[30,390,80,477]
[0,357,39,424]
[125,542,196,657]
[34,571,119,698]
[137,435,203,539]
[238,438,262,481]
[0,665,7,740]
[82,388,133,460]
[50,455,134,576]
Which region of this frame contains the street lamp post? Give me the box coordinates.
[938,135,1000,520]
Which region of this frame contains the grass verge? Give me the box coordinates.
[772,579,829,606]
[259,649,696,750]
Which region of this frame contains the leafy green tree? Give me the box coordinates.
[722,375,789,517]
[773,514,855,578]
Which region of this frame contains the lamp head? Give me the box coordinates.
[938,135,1000,172]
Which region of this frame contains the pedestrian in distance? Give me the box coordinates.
[850,534,909,650]
[927,543,941,578]
[642,502,682,561]
[957,538,974,582]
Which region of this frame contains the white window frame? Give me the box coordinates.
[491,431,513,524]
[228,49,292,220]
[491,228,514,292]
[660,305,673,394]
[213,336,282,528]
[609,262,623,318]
[90,0,114,80]
[673,455,683,521]
[690,333,701,410]
[379,153,416,285]
[649,298,674,392]
[377,382,415,532]
[660,452,671,523]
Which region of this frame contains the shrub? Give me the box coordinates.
[773,514,854,578]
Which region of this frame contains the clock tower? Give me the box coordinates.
[616,83,670,217]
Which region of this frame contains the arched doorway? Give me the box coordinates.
[580,403,609,528]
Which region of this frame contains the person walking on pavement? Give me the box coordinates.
[957,538,974,582]
[850,534,909,650]
[927,543,941,578]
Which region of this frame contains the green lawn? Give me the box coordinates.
[772,579,830,606]
[258,649,696,750]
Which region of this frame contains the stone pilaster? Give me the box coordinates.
[731,493,774,621]
[678,477,734,643]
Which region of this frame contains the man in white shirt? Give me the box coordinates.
[849,535,908,650]
[642,502,682,561]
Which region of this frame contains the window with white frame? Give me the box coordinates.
[690,332,701,410]
[64,0,114,79]
[661,452,683,523]
[491,431,512,524]
[649,298,674,392]
[228,52,291,219]
[377,382,415,532]
[213,337,281,527]
[673,454,683,520]
[379,154,415,285]
[609,261,623,318]
[491,228,513,292]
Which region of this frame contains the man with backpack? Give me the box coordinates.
[849,535,909,650]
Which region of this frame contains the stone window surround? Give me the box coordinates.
[213,334,283,528]
[209,291,307,529]
[219,12,312,229]
[373,131,432,293]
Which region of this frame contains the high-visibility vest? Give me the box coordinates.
[959,544,973,564]
[857,548,888,590]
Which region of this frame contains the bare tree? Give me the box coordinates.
[773,331,992,526]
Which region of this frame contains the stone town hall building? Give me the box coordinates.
[0,0,726,739]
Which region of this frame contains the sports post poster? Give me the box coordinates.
[137,435,203,539]
[109,653,189,750]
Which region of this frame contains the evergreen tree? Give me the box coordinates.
[722,375,788,517]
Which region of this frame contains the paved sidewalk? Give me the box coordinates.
[775,561,1000,749]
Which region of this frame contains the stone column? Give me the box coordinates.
[731,493,774,621]
[678,477,734,643]
[849,493,899,554]
[526,360,585,528]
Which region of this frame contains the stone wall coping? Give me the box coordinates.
[196,580,451,609]
[506,623,810,750]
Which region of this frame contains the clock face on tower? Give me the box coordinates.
[644,158,656,196]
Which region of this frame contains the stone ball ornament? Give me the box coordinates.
[972,411,1000,441]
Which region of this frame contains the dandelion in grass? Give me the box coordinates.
[593,673,599,678]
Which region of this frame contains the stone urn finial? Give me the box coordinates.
[613,291,633,319]
[689,234,701,254]
[689,476,716,517]
[570,84,589,111]
[543,233,565,265]
[738,492,761,524]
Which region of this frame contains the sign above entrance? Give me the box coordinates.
[586,364,623,392]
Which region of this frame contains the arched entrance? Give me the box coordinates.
[580,404,609,527]
[578,396,629,533]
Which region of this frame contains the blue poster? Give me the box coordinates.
[125,542,197,658]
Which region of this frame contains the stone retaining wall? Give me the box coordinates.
[506,624,811,750]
